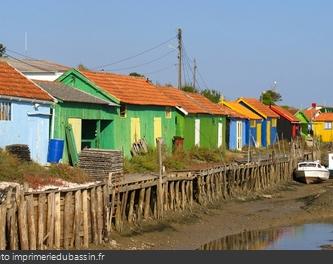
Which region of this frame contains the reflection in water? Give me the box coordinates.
[199,223,333,250]
[199,228,287,250]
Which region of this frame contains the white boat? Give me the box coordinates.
[294,160,329,184]
[328,153,333,179]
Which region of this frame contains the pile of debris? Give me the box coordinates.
[79,149,123,182]
[5,144,31,162]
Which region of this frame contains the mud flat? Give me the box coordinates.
[102,180,333,250]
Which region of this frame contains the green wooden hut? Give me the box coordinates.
[294,110,310,137]
[57,69,177,157]
[35,80,118,164]
[159,86,227,150]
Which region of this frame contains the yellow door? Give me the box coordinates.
[131,118,141,144]
[154,117,162,145]
[266,121,271,146]
[68,118,82,152]
[256,122,262,147]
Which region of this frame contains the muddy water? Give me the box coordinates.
[199,223,333,250]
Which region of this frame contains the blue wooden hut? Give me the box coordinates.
[0,62,54,164]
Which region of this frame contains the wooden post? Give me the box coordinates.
[37,194,45,250]
[144,187,152,219]
[156,138,164,219]
[96,186,103,244]
[74,190,82,249]
[0,205,5,250]
[54,192,61,249]
[137,188,145,222]
[18,194,29,250]
[63,192,73,249]
[82,190,89,248]
[46,192,55,248]
[128,190,136,223]
[181,181,186,209]
[121,190,129,221]
[26,194,36,250]
[169,181,175,210]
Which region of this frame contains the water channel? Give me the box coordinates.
[199,223,333,250]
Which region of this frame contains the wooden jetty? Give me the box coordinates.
[0,151,314,250]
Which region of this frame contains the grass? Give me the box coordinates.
[124,146,235,173]
[0,149,89,188]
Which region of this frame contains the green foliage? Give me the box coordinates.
[181,84,199,93]
[260,89,282,105]
[124,149,159,173]
[188,147,223,162]
[200,89,221,103]
[0,149,88,186]
[129,72,145,78]
[77,64,89,71]
[0,43,6,57]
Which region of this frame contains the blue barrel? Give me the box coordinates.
[47,139,64,163]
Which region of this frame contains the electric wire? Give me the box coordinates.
[92,35,177,70]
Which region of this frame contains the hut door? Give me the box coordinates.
[131,118,141,144]
[236,121,243,150]
[195,119,200,146]
[218,122,223,147]
[256,122,262,147]
[154,117,162,145]
[68,118,82,152]
[266,120,271,146]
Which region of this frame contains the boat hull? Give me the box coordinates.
[295,170,329,184]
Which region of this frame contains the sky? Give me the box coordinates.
[1,0,333,107]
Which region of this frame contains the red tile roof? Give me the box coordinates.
[159,86,208,114]
[0,62,53,101]
[270,105,299,123]
[313,112,333,122]
[303,108,320,121]
[185,92,227,115]
[237,97,279,118]
[80,70,175,106]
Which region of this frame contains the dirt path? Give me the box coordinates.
[102,180,333,250]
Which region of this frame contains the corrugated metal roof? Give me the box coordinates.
[34,80,115,105]
[0,57,70,73]
[80,70,176,107]
[222,101,262,120]
[237,97,279,118]
[0,61,53,101]
[270,105,299,123]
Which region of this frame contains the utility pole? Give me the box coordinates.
[193,58,197,89]
[177,28,182,89]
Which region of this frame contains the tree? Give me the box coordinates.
[260,89,282,105]
[201,89,221,103]
[129,72,145,78]
[77,64,89,71]
[0,43,6,57]
[181,84,199,93]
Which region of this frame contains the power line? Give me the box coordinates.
[6,49,36,60]
[144,64,176,75]
[4,53,53,72]
[92,35,177,70]
[109,49,176,72]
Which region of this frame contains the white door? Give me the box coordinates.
[236,121,243,150]
[195,119,200,146]
[218,122,223,148]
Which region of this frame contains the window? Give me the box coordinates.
[0,101,11,121]
[271,118,277,127]
[165,107,172,119]
[120,104,127,118]
[250,120,256,127]
[324,122,332,130]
